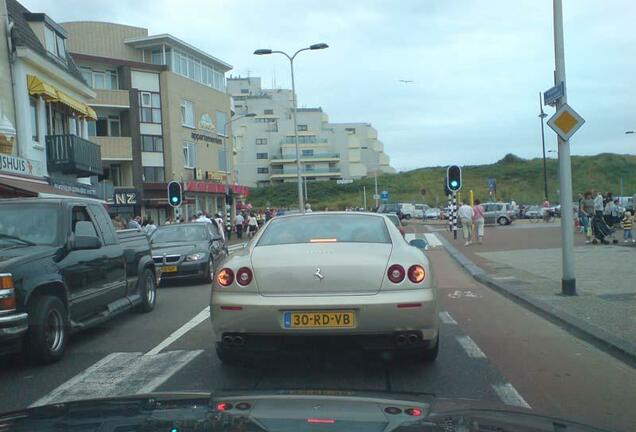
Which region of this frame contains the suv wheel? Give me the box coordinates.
[137,268,156,313]
[26,295,68,364]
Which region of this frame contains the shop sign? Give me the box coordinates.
[113,188,137,205]
[191,113,222,144]
[0,153,44,177]
[48,177,96,196]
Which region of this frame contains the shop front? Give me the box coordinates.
[184,181,250,221]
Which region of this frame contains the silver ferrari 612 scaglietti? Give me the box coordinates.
[210,212,439,364]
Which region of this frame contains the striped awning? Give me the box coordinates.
[27,75,57,100]
[26,75,97,120]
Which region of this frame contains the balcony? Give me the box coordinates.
[280,137,328,145]
[46,135,103,176]
[270,167,341,178]
[93,89,130,108]
[270,152,340,164]
[93,136,133,160]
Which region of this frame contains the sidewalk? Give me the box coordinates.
[435,223,636,363]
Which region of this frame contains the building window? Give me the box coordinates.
[172,49,225,91]
[181,100,195,128]
[108,116,120,137]
[216,111,227,135]
[110,165,122,186]
[345,127,356,134]
[44,26,66,61]
[87,120,96,136]
[256,152,269,160]
[305,164,315,172]
[257,167,269,174]
[29,97,38,142]
[183,141,197,168]
[297,124,308,132]
[80,67,92,85]
[143,167,165,182]
[140,92,161,124]
[255,138,268,145]
[96,118,108,136]
[218,149,228,172]
[264,109,273,115]
[302,149,314,157]
[142,135,163,152]
[93,71,105,89]
[240,89,249,94]
[151,49,162,65]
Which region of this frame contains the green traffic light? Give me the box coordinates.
[450,180,458,187]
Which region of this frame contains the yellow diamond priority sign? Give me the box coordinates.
[547,103,585,141]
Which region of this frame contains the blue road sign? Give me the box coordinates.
[544,82,564,106]
[380,190,389,201]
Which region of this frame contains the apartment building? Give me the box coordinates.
[228,76,395,187]
[62,21,247,222]
[1,0,101,198]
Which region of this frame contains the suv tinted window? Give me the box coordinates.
[89,205,117,245]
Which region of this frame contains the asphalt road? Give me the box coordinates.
[1,221,635,431]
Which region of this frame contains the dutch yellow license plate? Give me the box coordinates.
[162,265,178,273]
[283,310,356,329]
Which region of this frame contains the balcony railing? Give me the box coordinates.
[270,167,340,175]
[280,137,328,144]
[93,136,133,160]
[46,134,103,176]
[94,89,130,108]
[270,152,340,161]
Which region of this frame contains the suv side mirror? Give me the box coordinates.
[72,235,102,250]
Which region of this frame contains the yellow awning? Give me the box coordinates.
[55,90,88,117]
[84,105,97,121]
[27,75,96,120]
[27,75,57,100]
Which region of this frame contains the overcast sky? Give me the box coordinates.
[22,0,636,171]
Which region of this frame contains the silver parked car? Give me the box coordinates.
[483,202,516,225]
[210,212,439,364]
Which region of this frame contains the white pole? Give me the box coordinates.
[553,0,576,295]
[289,59,305,213]
[363,185,367,210]
[374,170,378,209]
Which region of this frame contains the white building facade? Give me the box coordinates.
[228,77,395,187]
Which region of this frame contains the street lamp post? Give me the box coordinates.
[539,92,549,201]
[254,43,329,214]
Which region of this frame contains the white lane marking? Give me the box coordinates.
[492,383,531,409]
[404,233,416,242]
[438,311,457,325]
[145,307,210,356]
[31,350,202,407]
[424,233,443,247]
[228,244,244,252]
[456,335,487,358]
[492,276,516,280]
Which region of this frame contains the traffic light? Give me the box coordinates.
[167,181,182,207]
[446,165,462,192]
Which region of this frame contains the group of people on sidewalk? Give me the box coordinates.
[457,199,485,246]
[578,191,633,244]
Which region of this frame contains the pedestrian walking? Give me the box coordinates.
[143,218,157,236]
[214,213,226,241]
[622,211,634,243]
[305,203,313,213]
[604,196,619,243]
[457,199,474,246]
[472,199,485,244]
[234,212,245,239]
[581,191,595,243]
[127,216,142,229]
[247,213,258,238]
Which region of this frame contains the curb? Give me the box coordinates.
[436,233,636,367]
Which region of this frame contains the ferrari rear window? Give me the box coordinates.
[257,214,392,246]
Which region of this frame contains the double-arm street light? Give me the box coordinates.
[254,43,329,214]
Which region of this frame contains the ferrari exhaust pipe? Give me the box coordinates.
[395,334,407,346]
[233,336,245,346]
[407,334,419,345]
[222,335,234,345]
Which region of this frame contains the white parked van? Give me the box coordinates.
[398,203,416,219]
